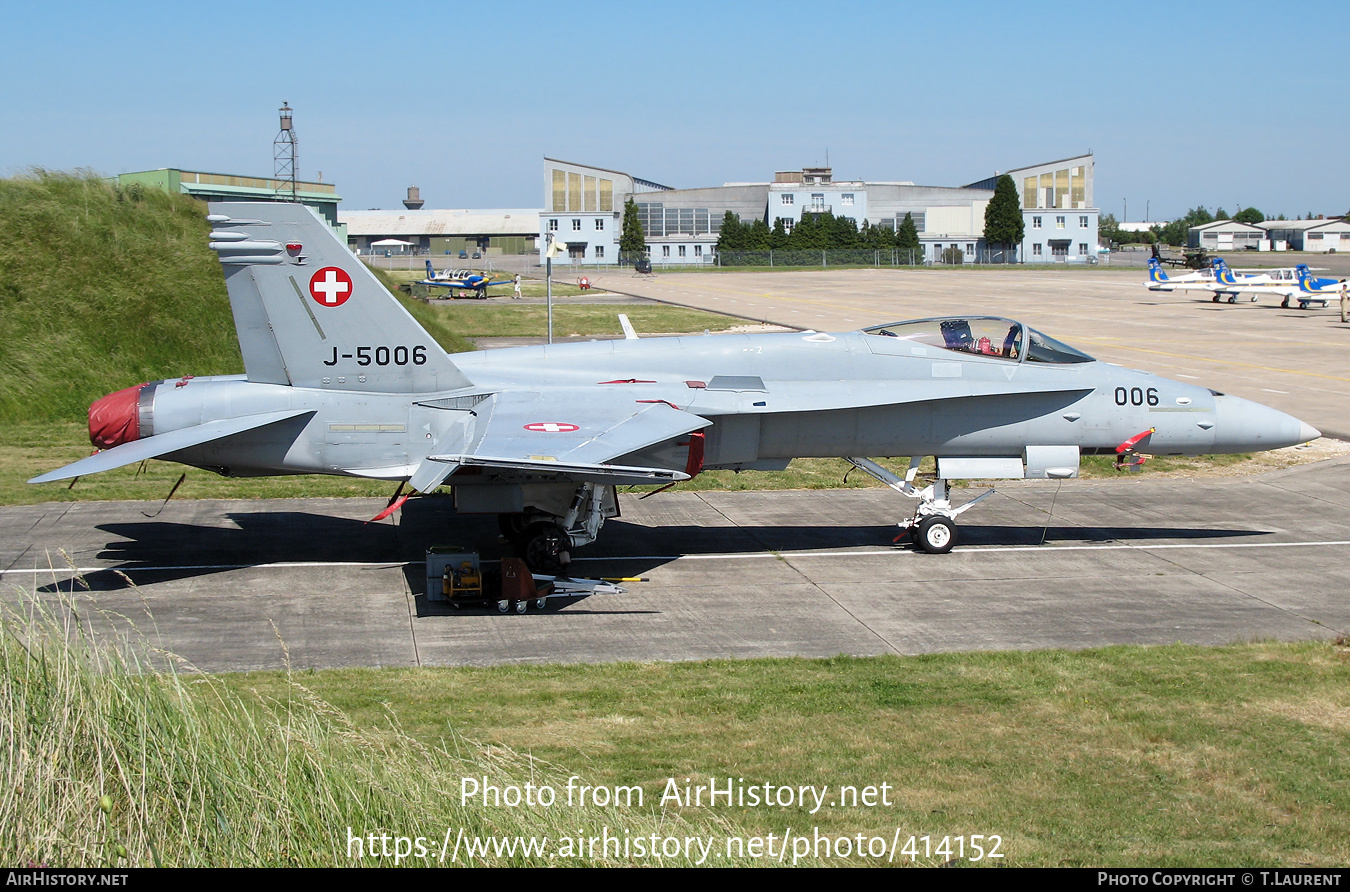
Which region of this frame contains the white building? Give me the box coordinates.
[542,153,1098,265]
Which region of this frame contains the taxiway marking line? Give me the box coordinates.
[5,538,1349,578]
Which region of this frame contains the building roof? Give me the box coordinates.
[1257,218,1348,231]
[339,208,542,236]
[1188,220,1263,232]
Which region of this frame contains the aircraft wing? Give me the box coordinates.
[28,409,314,483]
[408,391,710,491]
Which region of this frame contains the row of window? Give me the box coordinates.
[650,245,706,257]
[781,193,856,206]
[1029,243,1090,256]
[547,218,607,232]
[1031,215,1090,230]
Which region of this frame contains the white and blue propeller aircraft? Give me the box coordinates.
[418,260,512,298]
[31,203,1319,564]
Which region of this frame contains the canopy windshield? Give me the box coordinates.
[862,317,1094,364]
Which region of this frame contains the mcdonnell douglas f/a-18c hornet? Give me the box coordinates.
[31,203,1319,562]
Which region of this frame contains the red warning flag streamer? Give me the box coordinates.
[1115,428,1155,454]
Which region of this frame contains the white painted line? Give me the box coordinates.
[1262,389,1289,394]
[7,538,1349,578]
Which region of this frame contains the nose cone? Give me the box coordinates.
[1211,395,1319,453]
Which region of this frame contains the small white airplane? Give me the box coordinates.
[1145,258,1336,306]
[1145,256,1213,290]
[1276,265,1349,310]
[419,261,512,299]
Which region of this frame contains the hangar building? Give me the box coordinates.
[540,154,1098,265]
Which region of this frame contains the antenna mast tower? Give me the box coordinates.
[274,101,298,200]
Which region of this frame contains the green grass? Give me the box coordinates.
[217,641,1350,866]
[416,303,748,339]
[1,597,770,867]
[0,172,471,425]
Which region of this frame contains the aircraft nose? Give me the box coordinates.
[1210,394,1319,452]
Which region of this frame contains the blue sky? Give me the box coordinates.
[2,0,1344,221]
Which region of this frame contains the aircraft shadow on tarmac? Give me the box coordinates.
[37,499,1270,596]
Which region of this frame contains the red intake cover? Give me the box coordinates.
[89,384,146,449]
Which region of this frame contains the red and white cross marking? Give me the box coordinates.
[308,267,353,307]
[523,422,579,433]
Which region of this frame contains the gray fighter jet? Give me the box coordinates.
[31,202,1319,561]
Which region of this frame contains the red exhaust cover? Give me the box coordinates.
[89,384,145,449]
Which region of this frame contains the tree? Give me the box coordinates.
[716,211,744,252]
[1233,207,1265,225]
[896,213,921,262]
[983,175,1024,263]
[619,198,645,259]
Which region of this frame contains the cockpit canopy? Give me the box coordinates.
[862,316,1094,364]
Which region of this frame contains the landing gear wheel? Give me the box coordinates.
[522,522,569,574]
[496,599,510,613]
[1212,294,1221,302]
[1282,296,1291,308]
[915,516,957,554]
[515,600,527,614]
[498,512,529,541]
[534,597,547,610]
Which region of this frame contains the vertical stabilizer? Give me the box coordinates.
[207,202,472,393]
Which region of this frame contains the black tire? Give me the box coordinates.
[498,512,529,541]
[916,516,957,554]
[522,522,569,573]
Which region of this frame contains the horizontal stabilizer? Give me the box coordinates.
[28,410,313,483]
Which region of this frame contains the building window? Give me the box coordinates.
[841,194,855,206]
[595,245,604,258]
[1079,216,1088,228]
[810,193,825,211]
[782,219,793,233]
[1078,243,1087,255]
[662,245,670,257]
[1056,216,1065,229]
[781,194,794,205]
[572,219,582,231]
[1032,216,1042,229]
[966,243,974,254]
[595,219,605,231]
[1033,243,1043,256]
[548,219,558,231]
[694,245,702,256]
[678,245,686,257]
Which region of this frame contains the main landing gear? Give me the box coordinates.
[845,457,996,555]
[497,482,613,573]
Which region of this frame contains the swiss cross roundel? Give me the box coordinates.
[523,422,579,433]
[308,267,353,307]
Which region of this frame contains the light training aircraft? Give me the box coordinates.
[1276,265,1349,310]
[1145,257,1331,305]
[31,203,1319,564]
[1145,256,1216,291]
[419,260,511,299]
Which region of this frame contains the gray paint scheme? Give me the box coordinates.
[30,203,1319,559]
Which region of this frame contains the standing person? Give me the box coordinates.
[513,274,522,299]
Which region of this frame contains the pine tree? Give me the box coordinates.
[983,175,1024,262]
[619,198,645,259]
[896,212,921,262]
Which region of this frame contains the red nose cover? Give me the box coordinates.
[89,384,145,449]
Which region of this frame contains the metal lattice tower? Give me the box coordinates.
[273,101,298,200]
